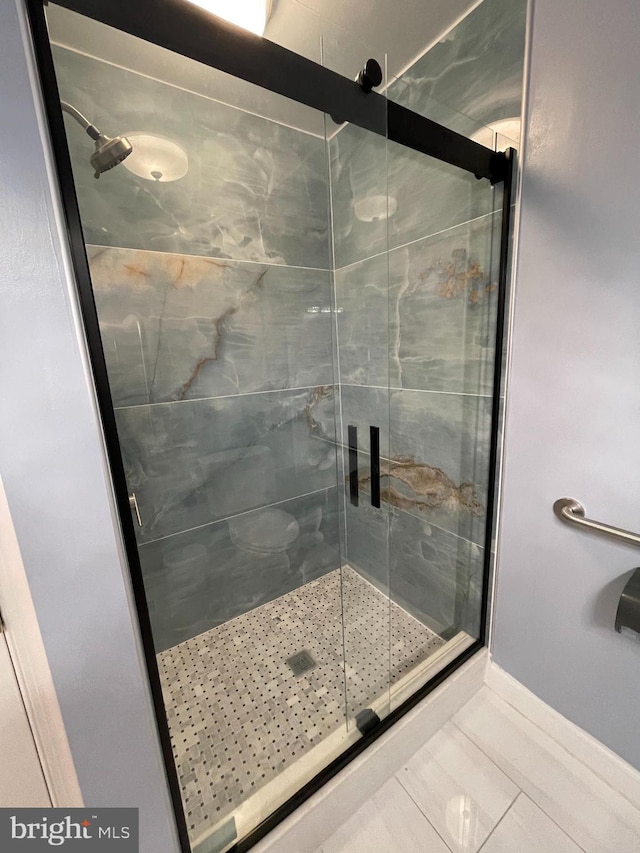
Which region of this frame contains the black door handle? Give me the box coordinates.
[348,425,359,507]
[370,425,380,508]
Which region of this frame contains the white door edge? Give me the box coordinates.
[0,475,83,807]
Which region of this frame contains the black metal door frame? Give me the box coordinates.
[23,1,515,850]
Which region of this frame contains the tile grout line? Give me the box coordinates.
[115,382,492,413]
[476,790,523,852]
[402,720,520,848]
[340,382,493,400]
[87,207,495,280]
[514,792,589,853]
[115,384,325,411]
[449,715,590,853]
[333,211,498,275]
[139,485,335,547]
[53,46,327,141]
[394,770,457,853]
[87,242,330,272]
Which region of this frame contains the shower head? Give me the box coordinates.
[60,100,133,179]
[89,133,133,179]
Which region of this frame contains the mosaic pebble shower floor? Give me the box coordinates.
[157,566,444,844]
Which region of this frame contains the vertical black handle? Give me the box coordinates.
[348,425,359,507]
[370,426,380,508]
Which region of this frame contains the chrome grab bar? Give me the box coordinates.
[553,497,640,548]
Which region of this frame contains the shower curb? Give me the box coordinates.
[251,649,487,853]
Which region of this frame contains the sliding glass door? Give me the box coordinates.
[31,1,511,849]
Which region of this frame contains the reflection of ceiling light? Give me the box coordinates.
[187,0,271,36]
[122,133,189,182]
[354,194,398,223]
[471,117,521,152]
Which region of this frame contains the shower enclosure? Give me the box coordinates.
[27,0,518,850]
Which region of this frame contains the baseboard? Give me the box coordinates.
[486,658,640,810]
[252,648,487,853]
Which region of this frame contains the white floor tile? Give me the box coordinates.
[480,793,583,853]
[321,778,450,853]
[398,721,518,853]
[454,687,640,853]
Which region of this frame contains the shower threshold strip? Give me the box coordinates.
[157,566,474,853]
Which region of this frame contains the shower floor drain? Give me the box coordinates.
[158,567,446,844]
[286,649,317,676]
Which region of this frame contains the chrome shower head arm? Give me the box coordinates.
[60,100,101,141]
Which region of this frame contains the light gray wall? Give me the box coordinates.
[494,0,640,769]
[0,2,180,847]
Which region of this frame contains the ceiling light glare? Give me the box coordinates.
[187,0,271,36]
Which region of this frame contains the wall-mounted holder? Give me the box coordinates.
[615,568,640,636]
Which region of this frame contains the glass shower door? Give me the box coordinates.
[39,1,509,848]
[321,33,393,731]
[44,8,365,850]
[382,80,505,709]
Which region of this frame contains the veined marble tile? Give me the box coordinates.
[336,214,501,395]
[334,251,391,389]
[338,384,492,545]
[330,127,492,269]
[321,777,450,853]
[140,488,341,651]
[454,688,640,853]
[343,498,484,638]
[481,794,583,853]
[115,386,337,543]
[52,46,330,269]
[88,246,335,407]
[398,721,518,853]
[389,0,527,139]
[329,0,525,270]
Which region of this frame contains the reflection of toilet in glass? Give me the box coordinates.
[218,445,300,606]
[224,446,300,594]
[227,509,300,601]
[228,507,299,556]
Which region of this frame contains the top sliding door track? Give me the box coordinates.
[41,0,508,184]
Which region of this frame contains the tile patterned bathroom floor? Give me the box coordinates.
[157,566,444,845]
[312,688,640,853]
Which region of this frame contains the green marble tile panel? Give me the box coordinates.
[116,386,338,544]
[51,46,331,268]
[335,213,500,395]
[88,246,334,407]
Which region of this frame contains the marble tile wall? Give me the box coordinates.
[87,247,334,406]
[390,0,527,134]
[52,46,330,269]
[329,0,525,270]
[115,385,338,545]
[342,500,484,639]
[50,42,345,651]
[338,386,492,546]
[84,244,340,646]
[141,489,342,651]
[335,213,499,396]
[330,131,493,270]
[331,0,526,637]
[53,0,525,651]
